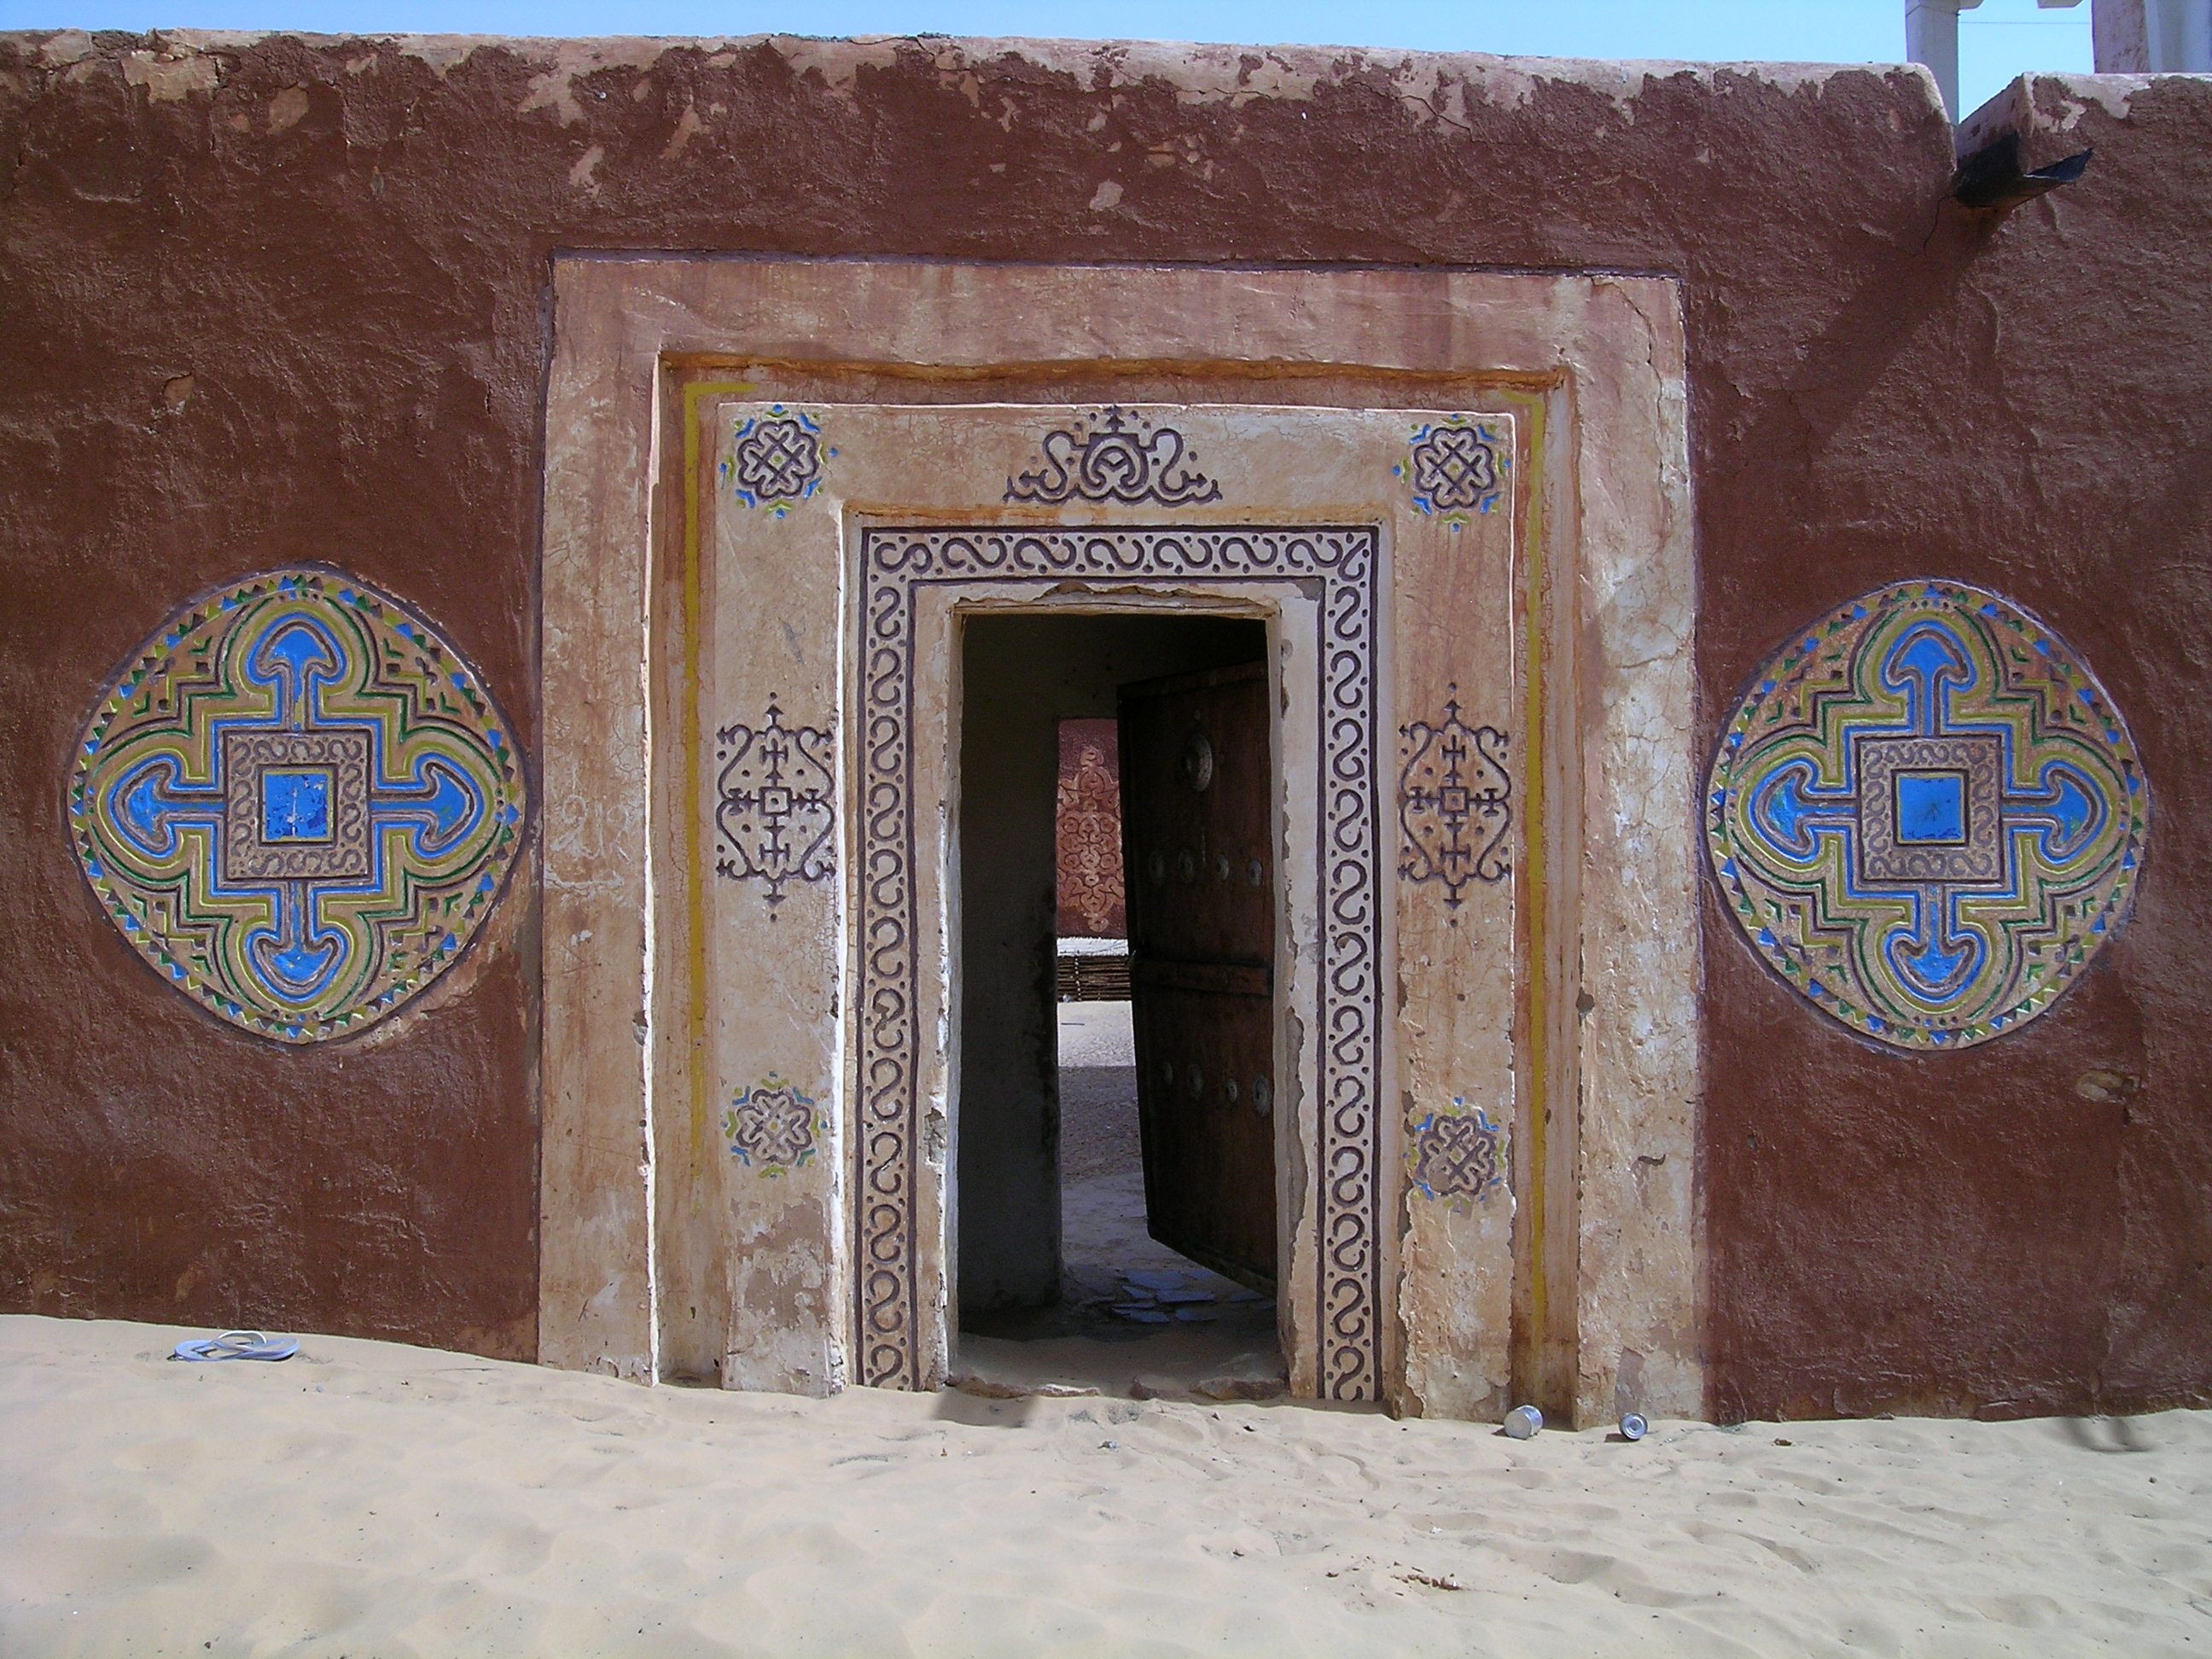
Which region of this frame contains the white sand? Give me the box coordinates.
[6,1316,2212,1656]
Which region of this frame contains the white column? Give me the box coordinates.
[1907,0,1983,118]
[2094,0,2212,70]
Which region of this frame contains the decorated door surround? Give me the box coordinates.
[675,404,1460,1405]
[847,509,1385,1398]
[541,258,1698,1424]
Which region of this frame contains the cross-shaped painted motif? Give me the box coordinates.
[1710,582,2144,1049]
[72,570,527,1042]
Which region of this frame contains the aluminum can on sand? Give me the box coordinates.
[1619,1412,1649,1441]
[1502,1404,1543,1439]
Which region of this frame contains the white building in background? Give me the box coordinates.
[1909,0,2211,115]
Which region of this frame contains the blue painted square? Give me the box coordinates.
[1895,771,1967,845]
[261,768,333,843]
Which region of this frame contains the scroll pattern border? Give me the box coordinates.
[854,526,1385,1399]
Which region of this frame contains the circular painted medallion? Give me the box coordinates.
[1707,580,2145,1051]
[68,568,528,1043]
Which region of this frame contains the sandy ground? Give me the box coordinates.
[7,1315,2212,1656]
[1055,999,1144,1184]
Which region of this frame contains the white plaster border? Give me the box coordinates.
[541,256,1699,1423]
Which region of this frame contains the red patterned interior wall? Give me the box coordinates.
[1056,719,1126,938]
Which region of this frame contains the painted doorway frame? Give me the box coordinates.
[540,256,1702,1423]
[871,538,1376,1398]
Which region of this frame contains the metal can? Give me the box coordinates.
[1619,1412,1649,1441]
[1502,1404,1544,1439]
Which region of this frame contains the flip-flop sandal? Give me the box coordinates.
[170,1330,299,1362]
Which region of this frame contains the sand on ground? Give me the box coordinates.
[6,1313,2212,1656]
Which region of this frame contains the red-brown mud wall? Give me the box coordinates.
[1,33,2207,1409]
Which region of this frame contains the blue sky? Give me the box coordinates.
[1,0,2093,119]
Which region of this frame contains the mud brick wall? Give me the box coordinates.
[2,32,2207,1412]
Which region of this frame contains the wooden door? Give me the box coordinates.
[1118,661,1276,1290]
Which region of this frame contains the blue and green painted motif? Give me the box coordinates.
[69,568,528,1043]
[721,405,831,517]
[724,1073,823,1176]
[1407,1095,1506,1207]
[1708,580,2145,1051]
[1394,416,1509,529]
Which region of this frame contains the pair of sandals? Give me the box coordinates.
[170,1330,299,1363]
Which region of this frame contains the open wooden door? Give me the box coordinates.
[1118,661,1277,1291]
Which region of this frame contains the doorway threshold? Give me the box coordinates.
[954,998,1288,1404]
[958,1167,1284,1403]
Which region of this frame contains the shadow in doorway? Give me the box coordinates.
[951,611,1284,1402]
[958,998,1284,1400]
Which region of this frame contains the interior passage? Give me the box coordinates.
[952,613,1284,1400]
[956,997,1284,1398]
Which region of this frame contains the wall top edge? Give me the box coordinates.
[1958,68,2210,157]
[549,251,1688,286]
[9,26,1946,120]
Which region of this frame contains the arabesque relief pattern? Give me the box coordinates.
[1003,408,1222,507]
[722,405,830,516]
[1396,416,1510,527]
[855,526,1384,1398]
[714,698,835,913]
[725,1073,824,1176]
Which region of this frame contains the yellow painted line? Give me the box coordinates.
[680,378,760,1176]
[1507,387,1556,1406]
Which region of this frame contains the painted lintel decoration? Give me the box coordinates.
[1396,416,1509,527]
[1408,1097,1507,1205]
[1004,406,1223,507]
[725,1074,823,1176]
[713,697,835,912]
[68,568,527,1043]
[1399,686,1512,905]
[1708,579,2146,1051]
[722,406,830,516]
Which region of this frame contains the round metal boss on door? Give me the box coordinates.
[1707,579,2145,1050]
[69,568,529,1043]
[1179,729,1214,792]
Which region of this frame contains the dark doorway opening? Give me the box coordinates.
[952,612,1284,1400]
